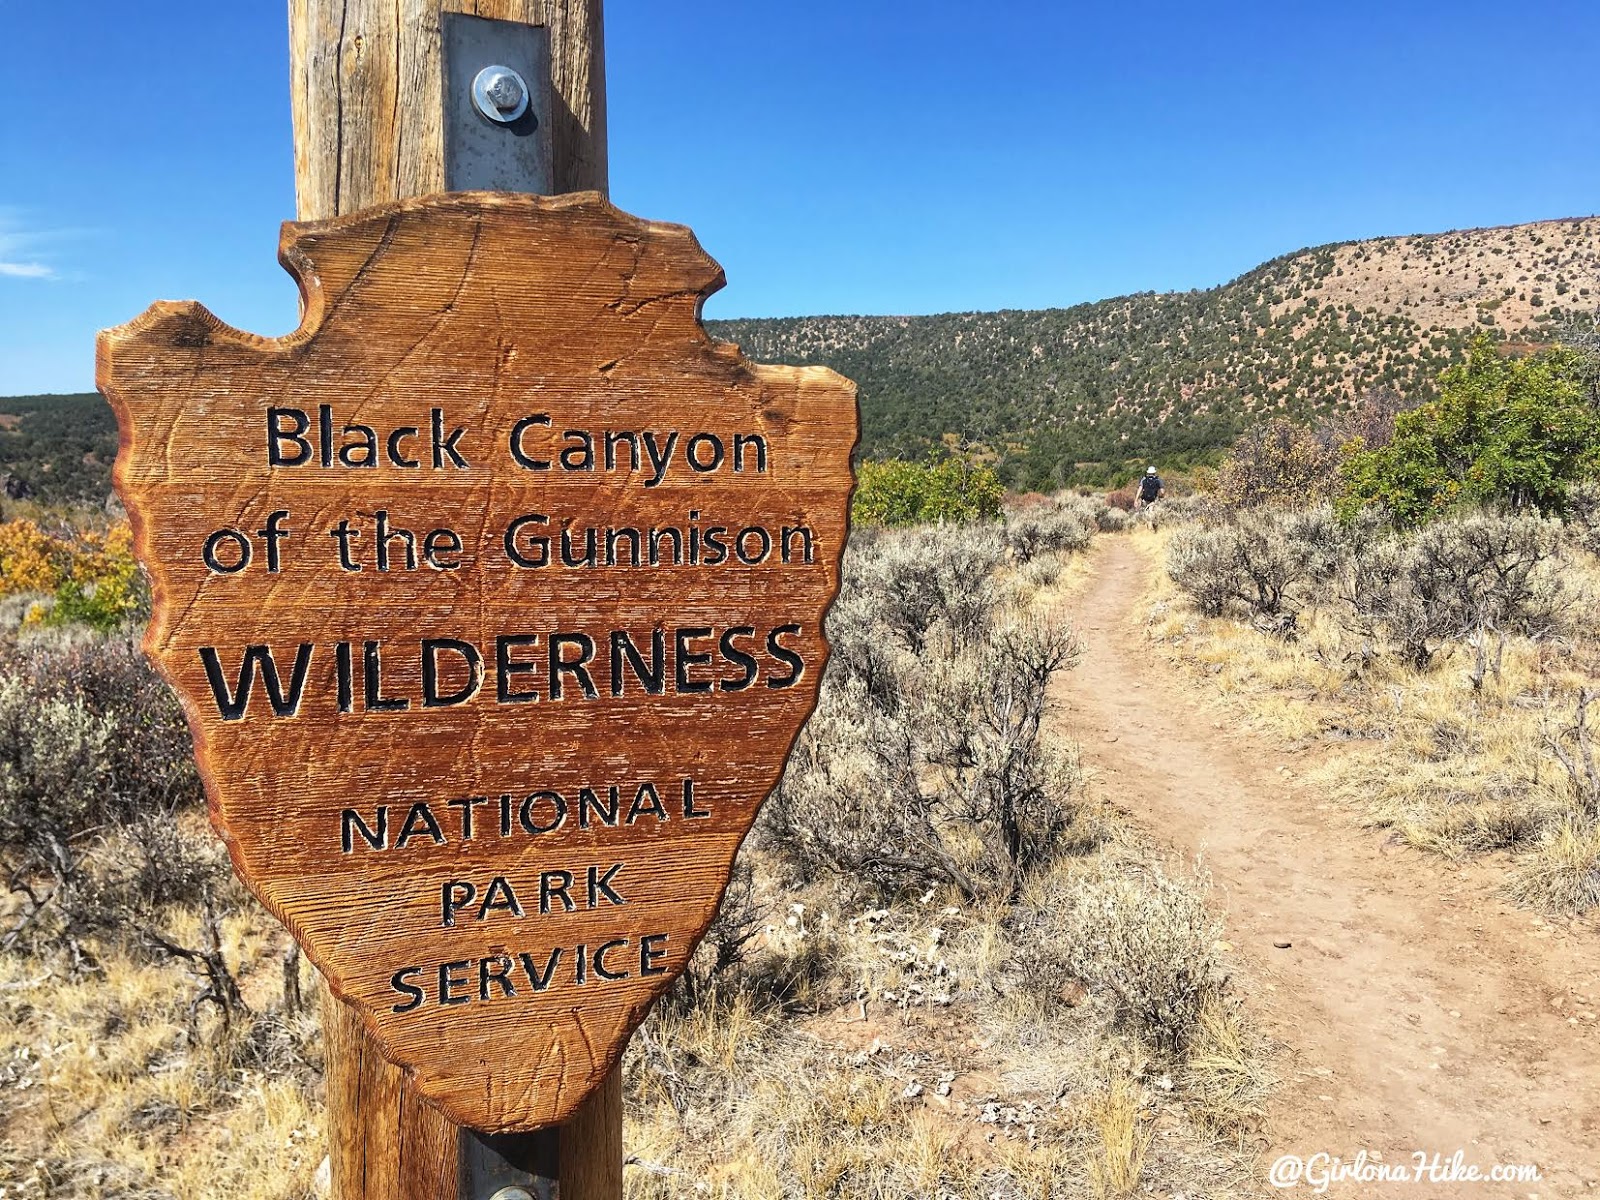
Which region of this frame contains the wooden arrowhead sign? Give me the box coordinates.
[96,192,857,1132]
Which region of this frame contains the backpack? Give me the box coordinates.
[1138,474,1161,502]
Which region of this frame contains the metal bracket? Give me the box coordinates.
[459,1128,559,1200]
[444,23,557,1200]
[442,13,554,194]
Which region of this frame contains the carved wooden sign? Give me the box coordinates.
[96,192,857,1132]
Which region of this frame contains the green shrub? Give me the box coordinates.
[852,457,1004,527]
[46,577,142,633]
[1340,337,1600,526]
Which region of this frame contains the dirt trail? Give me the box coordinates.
[1051,537,1600,1197]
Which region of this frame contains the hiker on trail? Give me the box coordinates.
[1136,466,1164,508]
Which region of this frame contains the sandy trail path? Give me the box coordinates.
[1050,536,1600,1198]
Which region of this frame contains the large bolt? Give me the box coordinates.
[485,71,524,112]
[487,1188,536,1200]
[472,65,530,124]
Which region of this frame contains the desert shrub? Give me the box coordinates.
[71,815,244,1018]
[1214,417,1339,510]
[1166,528,1237,617]
[1105,487,1137,513]
[1566,483,1600,558]
[1052,860,1223,1052]
[769,530,1085,901]
[1166,507,1336,618]
[840,524,1007,655]
[1005,495,1097,562]
[1547,690,1599,819]
[1340,336,1600,526]
[0,634,200,952]
[772,621,1082,901]
[852,456,1004,527]
[0,631,254,1008]
[1018,554,1063,590]
[1322,386,1412,455]
[1326,504,1397,607]
[656,858,774,1012]
[91,815,232,918]
[0,674,115,904]
[1338,513,1567,670]
[6,634,199,819]
[917,616,1084,880]
[1095,505,1131,533]
[1148,495,1221,528]
[1173,505,1570,672]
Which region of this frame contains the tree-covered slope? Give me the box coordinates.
[0,392,118,506]
[710,217,1600,489]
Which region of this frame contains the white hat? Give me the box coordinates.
[1146,466,1158,474]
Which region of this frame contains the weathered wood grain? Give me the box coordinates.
[287,3,615,1190]
[290,0,607,214]
[97,192,857,1134]
[323,988,458,1198]
[555,1065,622,1197]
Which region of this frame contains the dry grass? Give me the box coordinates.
[1009,546,1099,613]
[1134,522,1600,915]
[1182,996,1272,1141]
[621,834,1265,1199]
[1508,820,1600,912]
[1083,1072,1150,1199]
[0,902,322,1200]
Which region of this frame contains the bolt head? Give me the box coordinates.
[471,65,531,125]
[484,71,525,112]
[488,1189,536,1200]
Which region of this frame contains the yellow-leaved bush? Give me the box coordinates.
[0,519,144,631]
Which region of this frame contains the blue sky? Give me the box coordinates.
[2,0,1598,395]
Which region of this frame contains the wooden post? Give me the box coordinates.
[286,4,617,1197]
[289,0,606,216]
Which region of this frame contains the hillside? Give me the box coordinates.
[0,392,118,507]
[709,217,1600,490]
[5,218,1599,502]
